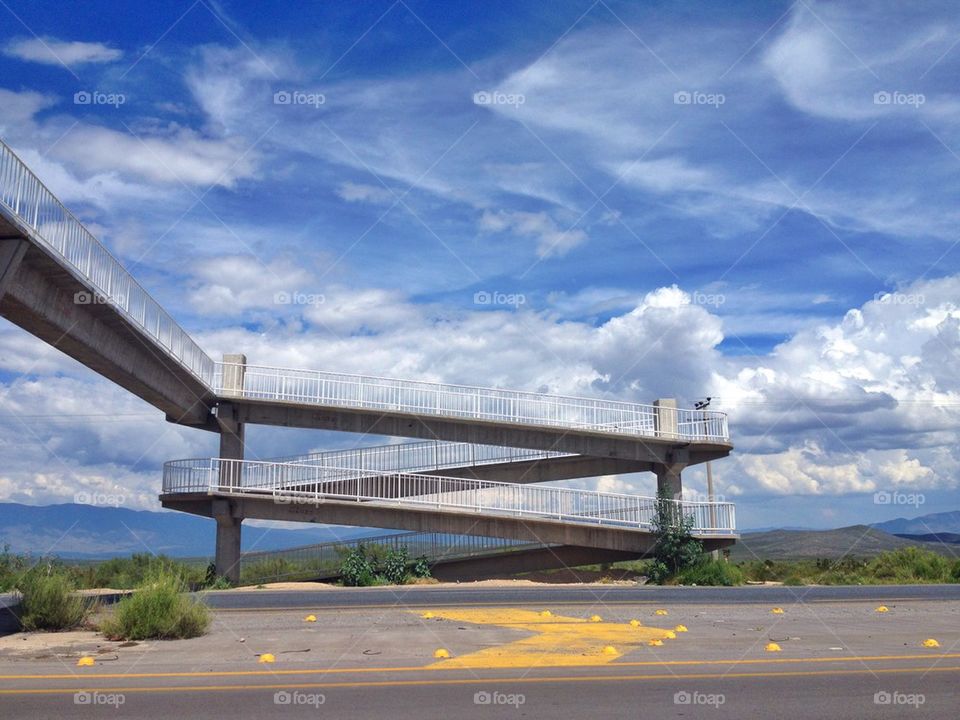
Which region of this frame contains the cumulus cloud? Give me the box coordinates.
[4,37,122,66]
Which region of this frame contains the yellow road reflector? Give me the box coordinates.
[258,653,275,664]
[590,615,603,623]
[629,619,641,627]
[674,624,688,633]
[771,608,784,615]
[76,656,95,667]
[648,639,664,647]
[765,643,782,652]
[663,630,677,639]
[539,610,552,618]
[922,638,941,648]
[304,614,317,623]
[875,606,889,613]
[654,609,668,616]
[422,612,434,619]
[602,646,618,655]
[433,648,451,659]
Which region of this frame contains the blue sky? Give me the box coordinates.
[1,0,959,531]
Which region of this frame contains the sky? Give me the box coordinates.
[0,0,959,531]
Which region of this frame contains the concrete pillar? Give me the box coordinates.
[0,239,28,301]
[220,353,247,397]
[655,463,684,500]
[213,500,242,585]
[653,398,678,440]
[217,354,247,489]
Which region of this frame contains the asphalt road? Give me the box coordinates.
[3,585,959,719]
[3,658,955,719]
[198,582,960,609]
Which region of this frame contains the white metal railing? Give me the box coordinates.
[215,362,730,442]
[0,139,215,384]
[161,458,737,536]
[269,440,569,474]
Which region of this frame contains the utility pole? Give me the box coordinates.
[695,397,720,560]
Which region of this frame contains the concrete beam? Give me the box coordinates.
[0,238,27,300]
[162,493,736,554]
[429,546,646,581]
[230,398,732,466]
[0,245,216,427]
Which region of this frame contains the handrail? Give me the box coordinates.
[161,458,737,536]
[0,139,215,385]
[214,362,730,442]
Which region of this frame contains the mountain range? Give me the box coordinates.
[0,503,381,559]
[2,503,960,561]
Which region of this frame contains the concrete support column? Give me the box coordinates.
[655,463,685,500]
[0,239,28,301]
[217,354,247,489]
[213,499,242,585]
[653,398,678,440]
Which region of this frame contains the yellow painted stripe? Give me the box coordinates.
[2,653,958,681]
[2,665,960,695]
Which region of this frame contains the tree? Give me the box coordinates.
[648,488,703,584]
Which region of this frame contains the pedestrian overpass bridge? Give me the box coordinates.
[0,138,736,583]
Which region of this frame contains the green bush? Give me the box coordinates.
[675,559,744,586]
[867,547,951,583]
[380,548,409,585]
[17,565,91,631]
[100,571,209,640]
[646,489,703,584]
[412,555,432,579]
[340,545,377,587]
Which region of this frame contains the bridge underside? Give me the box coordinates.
[163,492,736,583]
[0,233,215,428]
[230,398,732,464]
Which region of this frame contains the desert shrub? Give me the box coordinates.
[647,489,703,584]
[411,555,432,579]
[675,559,744,586]
[380,548,409,585]
[340,545,377,587]
[867,547,951,583]
[100,571,209,640]
[17,565,90,631]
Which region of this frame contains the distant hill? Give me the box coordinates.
[872,510,960,535]
[893,533,960,546]
[729,525,948,561]
[0,503,384,559]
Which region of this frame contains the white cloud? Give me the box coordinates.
[4,37,122,66]
[480,209,587,258]
[335,181,395,204]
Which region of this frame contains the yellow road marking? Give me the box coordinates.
[3,653,959,681]
[420,608,678,668]
[2,665,960,695]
